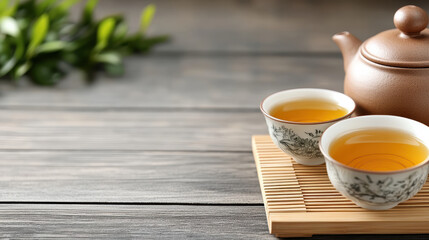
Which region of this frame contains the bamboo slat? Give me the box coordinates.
[252,135,429,238]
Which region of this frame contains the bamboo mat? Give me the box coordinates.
[252,135,429,238]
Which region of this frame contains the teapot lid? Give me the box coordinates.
[362,5,429,68]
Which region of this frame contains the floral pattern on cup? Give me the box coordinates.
[327,161,428,205]
[271,125,323,159]
[320,115,429,210]
[260,88,356,166]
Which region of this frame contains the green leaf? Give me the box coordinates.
[62,52,79,65]
[140,4,155,33]
[49,0,80,20]
[2,1,17,17]
[0,39,10,55]
[112,22,128,43]
[130,35,169,52]
[93,52,121,64]
[35,41,66,54]
[95,17,115,51]
[50,0,80,20]
[27,14,49,57]
[13,62,31,78]
[0,0,9,14]
[13,33,25,60]
[83,0,98,22]
[104,63,124,76]
[29,61,64,85]
[36,0,57,15]
[0,17,19,36]
[0,0,168,85]
[58,0,80,11]
[0,57,16,77]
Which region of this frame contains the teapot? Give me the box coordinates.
[333,5,429,125]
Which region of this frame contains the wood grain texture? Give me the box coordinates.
[0,56,344,108]
[0,204,427,240]
[0,151,261,203]
[0,204,273,239]
[0,109,266,151]
[79,0,429,52]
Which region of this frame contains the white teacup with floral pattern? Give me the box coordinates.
[260,88,355,166]
[320,115,429,210]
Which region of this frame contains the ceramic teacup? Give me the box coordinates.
[320,115,429,210]
[260,88,355,166]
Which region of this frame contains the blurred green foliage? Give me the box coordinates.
[0,0,168,85]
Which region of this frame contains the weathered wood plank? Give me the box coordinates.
[85,0,429,53]
[0,204,427,239]
[0,151,261,203]
[0,56,344,108]
[0,109,266,151]
[0,204,273,239]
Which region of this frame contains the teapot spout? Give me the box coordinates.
[333,32,362,72]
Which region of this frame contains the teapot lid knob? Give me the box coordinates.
[394,5,428,37]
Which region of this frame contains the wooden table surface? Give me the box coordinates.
[1,0,429,239]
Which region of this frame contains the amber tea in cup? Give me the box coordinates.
[320,115,429,210]
[269,99,349,123]
[260,88,355,166]
[330,128,429,172]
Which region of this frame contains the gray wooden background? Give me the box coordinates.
[1,0,429,239]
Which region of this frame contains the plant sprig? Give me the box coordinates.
[0,0,168,85]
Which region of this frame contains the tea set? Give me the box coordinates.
[260,5,429,210]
